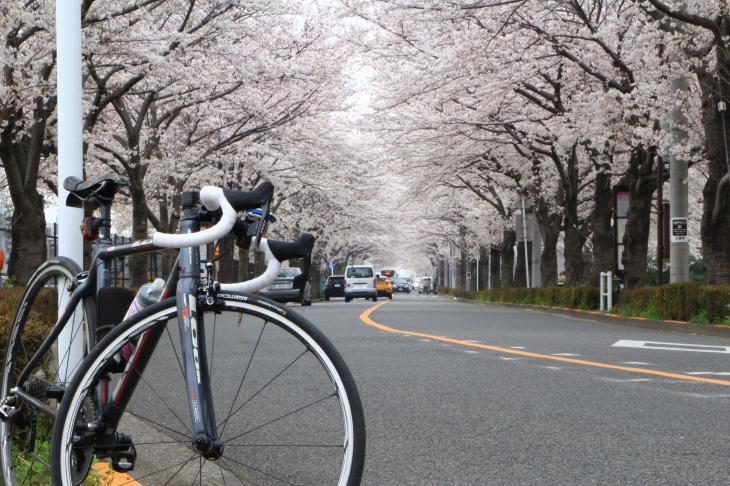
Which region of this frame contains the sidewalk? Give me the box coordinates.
[455,298,730,339]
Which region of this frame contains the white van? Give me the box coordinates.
[344,265,377,302]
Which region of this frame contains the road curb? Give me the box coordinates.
[452,298,730,339]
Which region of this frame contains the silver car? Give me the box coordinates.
[260,267,313,306]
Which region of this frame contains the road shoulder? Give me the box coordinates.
[451,298,730,339]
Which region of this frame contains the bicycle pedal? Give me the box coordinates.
[111,444,136,473]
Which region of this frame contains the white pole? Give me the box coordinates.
[521,198,530,288]
[476,251,479,292]
[487,245,491,290]
[57,0,85,382]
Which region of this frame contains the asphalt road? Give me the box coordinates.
[295,292,730,485]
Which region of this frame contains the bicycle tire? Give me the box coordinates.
[52,292,366,485]
[0,257,92,486]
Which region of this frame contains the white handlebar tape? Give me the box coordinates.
[152,187,237,248]
[219,238,281,293]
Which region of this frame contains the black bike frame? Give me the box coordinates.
[176,197,220,452]
[15,202,178,400]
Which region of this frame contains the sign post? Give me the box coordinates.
[670,218,688,243]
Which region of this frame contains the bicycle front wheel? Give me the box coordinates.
[1,257,91,486]
[53,293,366,485]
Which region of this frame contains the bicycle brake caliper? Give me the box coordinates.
[202,262,221,307]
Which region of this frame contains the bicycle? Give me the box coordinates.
[46,179,366,484]
[0,174,143,484]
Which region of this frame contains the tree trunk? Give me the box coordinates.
[514,241,527,287]
[477,245,488,291]
[489,245,501,289]
[9,197,47,285]
[216,233,237,283]
[591,170,614,286]
[237,247,251,282]
[129,171,149,287]
[562,163,588,287]
[535,197,560,287]
[620,147,657,290]
[499,228,516,288]
[0,96,55,285]
[563,221,587,287]
[697,68,730,284]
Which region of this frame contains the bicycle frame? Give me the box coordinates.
[13,200,179,416]
[176,196,221,455]
[87,193,222,458]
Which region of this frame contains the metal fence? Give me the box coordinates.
[33,223,164,287]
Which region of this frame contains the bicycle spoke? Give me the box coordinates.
[223,393,337,445]
[101,399,193,442]
[219,349,308,438]
[164,324,186,379]
[217,453,297,486]
[219,319,268,440]
[125,359,194,437]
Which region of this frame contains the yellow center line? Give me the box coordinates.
[360,300,730,387]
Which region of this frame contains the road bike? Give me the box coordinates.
[2,174,366,485]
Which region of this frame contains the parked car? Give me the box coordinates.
[393,277,411,293]
[344,265,377,302]
[260,267,312,306]
[324,275,346,301]
[376,277,393,299]
[412,277,421,292]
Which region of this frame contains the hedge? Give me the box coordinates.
[445,282,730,325]
[0,287,58,370]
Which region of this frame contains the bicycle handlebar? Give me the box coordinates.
[152,187,237,249]
[219,238,281,293]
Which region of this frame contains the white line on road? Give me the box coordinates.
[613,340,730,354]
[622,362,652,365]
[552,353,580,357]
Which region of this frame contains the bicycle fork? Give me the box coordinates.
[177,195,222,459]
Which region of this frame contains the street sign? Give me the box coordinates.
[615,190,630,218]
[328,262,334,269]
[671,217,688,242]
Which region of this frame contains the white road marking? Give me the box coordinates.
[464,350,479,354]
[613,340,730,354]
[511,347,525,349]
[465,340,481,343]
[552,353,580,357]
[622,362,652,365]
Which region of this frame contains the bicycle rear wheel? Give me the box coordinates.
[1,257,91,486]
[53,293,366,485]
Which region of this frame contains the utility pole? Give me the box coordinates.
[56,0,85,380]
[521,198,530,288]
[667,77,690,283]
[657,156,665,286]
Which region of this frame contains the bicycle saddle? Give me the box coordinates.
[64,174,130,208]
